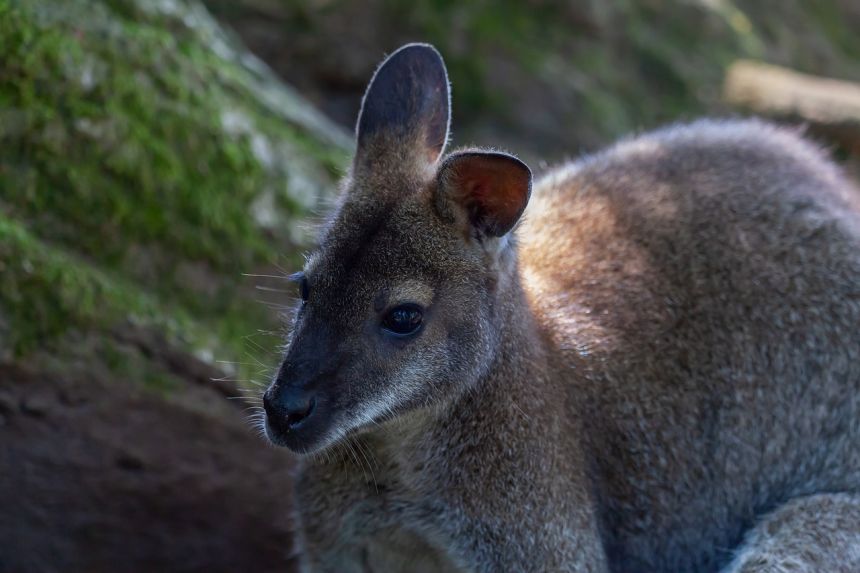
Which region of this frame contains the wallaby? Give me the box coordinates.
[262,43,860,572]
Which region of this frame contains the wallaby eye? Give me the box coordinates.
[300,277,310,302]
[382,304,423,336]
[291,272,309,302]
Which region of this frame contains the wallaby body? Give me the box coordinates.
[263,44,860,572]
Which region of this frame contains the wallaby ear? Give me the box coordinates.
[355,43,450,168]
[436,151,532,238]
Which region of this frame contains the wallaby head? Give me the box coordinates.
[263,43,533,454]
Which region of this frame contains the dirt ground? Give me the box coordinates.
[0,352,300,573]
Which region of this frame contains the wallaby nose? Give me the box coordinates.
[264,386,317,432]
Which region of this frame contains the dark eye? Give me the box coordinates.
[382,304,423,336]
[300,277,309,302]
[290,272,310,302]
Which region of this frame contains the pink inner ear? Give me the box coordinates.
[447,152,532,237]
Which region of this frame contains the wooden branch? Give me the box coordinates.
[724,60,860,154]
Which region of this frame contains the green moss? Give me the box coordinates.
[98,339,175,394]
[0,0,348,383]
[0,208,283,386]
[0,0,348,270]
[0,212,201,353]
[2,1,273,269]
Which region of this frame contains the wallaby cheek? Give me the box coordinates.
[443,314,494,384]
[386,332,443,398]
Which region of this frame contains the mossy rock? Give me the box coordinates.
[0,0,351,373]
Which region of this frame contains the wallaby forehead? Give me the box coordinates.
[309,191,459,296]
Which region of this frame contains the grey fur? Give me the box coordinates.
[264,45,860,572]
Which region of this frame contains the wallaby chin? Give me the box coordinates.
[262,44,860,573]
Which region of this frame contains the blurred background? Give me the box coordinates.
[1,0,859,571]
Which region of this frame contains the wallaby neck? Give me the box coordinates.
[482,261,551,393]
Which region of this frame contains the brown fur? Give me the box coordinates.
[263,44,860,572]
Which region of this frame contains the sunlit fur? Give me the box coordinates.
[265,44,860,573]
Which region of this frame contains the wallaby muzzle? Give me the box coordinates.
[264,326,340,452]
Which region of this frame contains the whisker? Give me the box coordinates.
[255,285,294,293]
[242,273,291,280]
[211,376,255,383]
[216,360,261,367]
[242,335,272,355]
[255,299,294,310]
[354,439,380,494]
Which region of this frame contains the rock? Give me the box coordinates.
[20,394,52,418]
[115,453,146,471]
[0,391,15,414]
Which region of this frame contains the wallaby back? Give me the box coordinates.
[520,120,860,570]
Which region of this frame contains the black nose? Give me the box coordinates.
[263,386,317,432]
